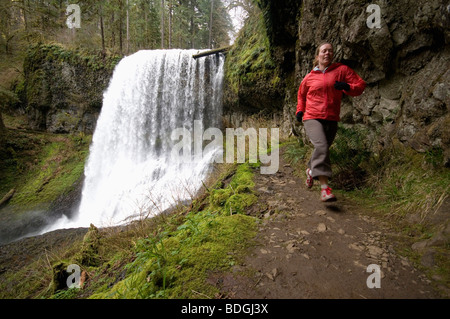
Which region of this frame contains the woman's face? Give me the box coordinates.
[317,43,334,67]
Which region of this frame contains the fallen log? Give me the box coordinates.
[192,46,231,59]
[0,188,15,208]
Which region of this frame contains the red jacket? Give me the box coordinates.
[296,63,366,122]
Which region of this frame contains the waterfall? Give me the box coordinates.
[47,49,225,230]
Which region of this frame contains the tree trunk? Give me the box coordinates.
[126,0,129,54]
[144,2,148,49]
[168,0,172,49]
[119,0,123,54]
[209,0,214,49]
[0,189,15,209]
[22,0,28,31]
[189,0,194,48]
[161,0,165,48]
[192,46,230,59]
[100,4,105,52]
[111,12,115,48]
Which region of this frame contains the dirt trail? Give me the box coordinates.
[219,148,442,299]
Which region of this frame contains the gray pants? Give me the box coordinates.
[304,119,338,179]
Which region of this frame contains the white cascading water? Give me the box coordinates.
[46,49,224,231]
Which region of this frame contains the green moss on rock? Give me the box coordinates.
[223,7,284,115]
[77,224,102,267]
[20,43,121,133]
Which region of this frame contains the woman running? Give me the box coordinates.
[296,42,366,202]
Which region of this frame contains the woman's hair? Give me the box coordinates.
[313,41,333,67]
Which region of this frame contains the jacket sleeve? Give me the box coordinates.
[343,66,366,97]
[296,77,308,114]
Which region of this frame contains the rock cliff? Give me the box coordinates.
[19,44,120,134]
[224,0,449,166]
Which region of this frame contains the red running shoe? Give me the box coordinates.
[321,186,337,202]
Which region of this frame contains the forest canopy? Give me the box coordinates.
[0,0,241,56]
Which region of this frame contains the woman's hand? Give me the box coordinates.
[334,81,350,91]
[296,111,303,122]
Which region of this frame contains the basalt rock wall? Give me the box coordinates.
[224,0,450,165]
[19,44,121,134]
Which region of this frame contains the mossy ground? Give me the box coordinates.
[0,114,90,214]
